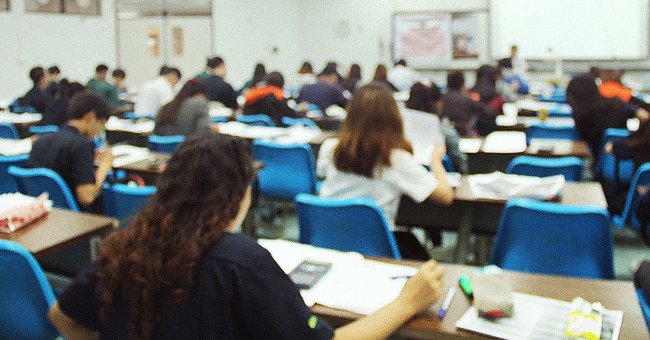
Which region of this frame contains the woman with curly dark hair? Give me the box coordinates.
[48,133,446,339]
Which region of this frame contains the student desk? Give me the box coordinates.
[0,208,118,257]
[0,112,43,138]
[313,261,648,339]
[395,178,607,263]
[496,116,575,132]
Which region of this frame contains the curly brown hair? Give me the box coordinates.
[96,133,254,339]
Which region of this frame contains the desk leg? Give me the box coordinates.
[453,204,474,264]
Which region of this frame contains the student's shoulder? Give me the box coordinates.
[204,233,274,268]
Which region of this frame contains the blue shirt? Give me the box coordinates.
[297,81,348,112]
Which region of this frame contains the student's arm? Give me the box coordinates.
[76,148,113,207]
[48,302,99,340]
[225,84,239,110]
[333,260,445,340]
[426,145,454,206]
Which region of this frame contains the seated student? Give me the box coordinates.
[297,67,349,112]
[495,66,519,103]
[42,80,85,127]
[372,64,399,92]
[87,64,124,107]
[406,82,468,174]
[242,71,300,126]
[599,69,633,103]
[154,79,215,136]
[200,56,238,110]
[25,92,113,214]
[294,61,316,88]
[388,59,430,92]
[441,71,495,137]
[112,68,128,93]
[341,63,362,94]
[238,63,266,96]
[635,259,650,301]
[317,84,454,259]
[135,67,182,116]
[470,64,505,115]
[46,65,62,98]
[47,133,446,339]
[20,66,54,113]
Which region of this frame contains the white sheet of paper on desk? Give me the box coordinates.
[401,108,444,165]
[496,115,518,127]
[456,292,623,340]
[459,138,482,153]
[0,113,43,124]
[217,122,287,140]
[105,116,155,134]
[209,107,233,117]
[111,145,152,167]
[482,131,527,153]
[468,172,565,200]
[274,126,322,145]
[527,139,573,155]
[0,138,32,156]
[503,103,518,117]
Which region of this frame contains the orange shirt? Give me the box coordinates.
[599,80,632,102]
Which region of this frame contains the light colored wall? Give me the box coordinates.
[0,0,117,100]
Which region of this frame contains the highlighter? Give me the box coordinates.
[458,274,474,300]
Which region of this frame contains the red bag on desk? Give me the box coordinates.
[0,193,52,233]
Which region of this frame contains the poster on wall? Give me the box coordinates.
[0,0,9,11]
[451,13,480,59]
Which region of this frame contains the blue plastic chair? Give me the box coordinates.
[28,125,59,135]
[547,105,572,117]
[8,166,79,211]
[0,123,19,139]
[526,123,578,140]
[506,156,584,181]
[148,135,185,154]
[237,114,276,127]
[442,154,456,173]
[596,128,635,184]
[0,154,29,194]
[210,116,230,123]
[281,117,318,128]
[637,288,650,330]
[103,183,156,223]
[491,198,613,279]
[295,194,401,259]
[123,111,156,120]
[612,163,650,235]
[9,99,37,114]
[0,240,59,339]
[252,140,318,200]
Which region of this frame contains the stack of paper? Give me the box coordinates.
[111,145,152,167]
[482,131,527,153]
[467,172,565,200]
[0,138,32,156]
[105,116,155,134]
[0,113,42,124]
[400,108,445,165]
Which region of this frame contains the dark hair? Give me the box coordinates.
[334,84,412,177]
[161,67,182,79]
[498,58,512,69]
[206,56,224,69]
[472,64,498,102]
[159,65,170,75]
[406,83,437,113]
[319,64,338,77]
[29,67,45,84]
[97,133,254,339]
[251,63,266,85]
[96,64,109,73]
[297,61,313,74]
[112,68,126,79]
[264,71,284,88]
[342,64,362,92]
[58,79,86,101]
[447,71,465,91]
[157,79,206,125]
[67,91,110,121]
[48,66,61,75]
[395,59,407,67]
[372,64,389,82]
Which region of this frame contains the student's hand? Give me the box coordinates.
[394,260,445,316]
[636,108,650,122]
[97,148,114,168]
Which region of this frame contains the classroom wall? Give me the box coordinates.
[0,0,117,100]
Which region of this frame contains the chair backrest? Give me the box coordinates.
[506,156,584,181]
[148,135,185,154]
[0,240,59,339]
[123,111,156,120]
[28,125,60,135]
[0,123,19,139]
[252,140,318,200]
[237,114,276,127]
[102,183,156,222]
[491,198,613,279]
[442,154,456,172]
[613,163,650,232]
[9,99,37,114]
[8,166,79,211]
[281,117,318,128]
[637,288,650,330]
[0,154,29,194]
[597,128,634,184]
[295,194,401,259]
[526,123,578,140]
[210,116,230,123]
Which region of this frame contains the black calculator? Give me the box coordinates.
[288,260,332,290]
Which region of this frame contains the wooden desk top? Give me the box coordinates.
[0,208,118,256]
[313,262,648,339]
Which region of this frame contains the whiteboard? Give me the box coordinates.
[491,0,649,60]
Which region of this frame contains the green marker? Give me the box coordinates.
[459,274,473,300]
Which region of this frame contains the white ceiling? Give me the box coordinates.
[117,0,212,15]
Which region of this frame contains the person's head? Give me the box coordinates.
[372,64,389,82]
[97,133,254,339]
[588,66,601,80]
[334,84,412,177]
[566,74,601,112]
[48,66,61,82]
[318,66,339,84]
[159,65,171,76]
[406,82,436,113]
[207,56,226,77]
[251,63,266,85]
[510,44,518,57]
[347,64,361,79]
[59,79,86,101]
[161,67,182,88]
[447,71,465,91]
[395,59,407,67]
[29,67,47,88]
[112,68,126,87]
[475,65,497,87]
[157,78,206,126]
[66,91,111,138]
[95,64,109,80]
[264,71,284,89]
[297,61,313,74]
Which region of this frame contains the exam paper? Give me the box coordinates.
[467,172,565,200]
[111,145,152,168]
[105,116,155,134]
[0,138,32,156]
[482,131,527,153]
[0,113,43,124]
[216,122,287,140]
[400,107,445,165]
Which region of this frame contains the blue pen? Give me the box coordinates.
[437,287,456,320]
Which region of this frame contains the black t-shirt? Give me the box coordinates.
[25,125,100,213]
[201,75,238,110]
[21,86,54,113]
[57,232,335,339]
[296,81,348,112]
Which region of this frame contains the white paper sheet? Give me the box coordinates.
[527,139,573,155]
[216,122,287,140]
[105,116,155,134]
[482,131,527,153]
[273,126,322,145]
[0,113,42,124]
[456,293,623,340]
[467,172,565,200]
[459,138,483,154]
[400,108,445,165]
[110,145,152,167]
[0,138,32,155]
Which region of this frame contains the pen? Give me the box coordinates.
[437,287,456,320]
[459,274,474,300]
[390,275,413,280]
